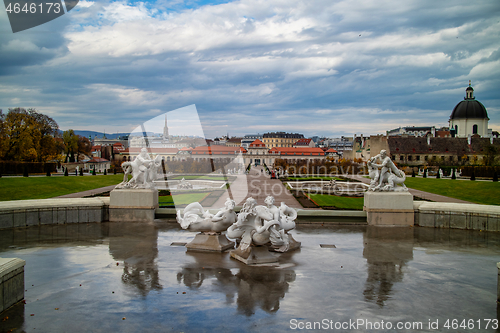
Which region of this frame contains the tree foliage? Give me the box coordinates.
[0,108,59,162]
[483,144,498,166]
[63,130,92,162]
[63,129,78,162]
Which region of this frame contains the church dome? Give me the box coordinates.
[450,83,488,120]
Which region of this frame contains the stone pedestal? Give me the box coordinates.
[230,245,279,265]
[109,188,158,222]
[186,233,235,252]
[0,258,26,313]
[364,191,414,226]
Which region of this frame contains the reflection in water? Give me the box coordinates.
[363,226,413,307]
[236,266,296,316]
[0,300,24,333]
[177,251,296,316]
[1,222,499,330]
[107,222,162,296]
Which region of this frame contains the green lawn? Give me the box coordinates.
[404,177,500,205]
[159,192,209,206]
[0,175,124,201]
[307,194,364,210]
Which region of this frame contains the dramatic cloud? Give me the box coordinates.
[0,0,499,137]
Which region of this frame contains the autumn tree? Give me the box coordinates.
[0,108,59,162]
[63,130,79,162]
[77,136,92,160]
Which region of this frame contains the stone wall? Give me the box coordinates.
[0,198,109,230]
[414,202,500,231]
[0,258,26,312]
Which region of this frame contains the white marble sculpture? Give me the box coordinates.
[177,198,237,233]
[176,198,237,252]
[326,179,337,190]
[226,196,300,254]
[178,177,193,189]
[117,148,162,189]
[367,150,408,192]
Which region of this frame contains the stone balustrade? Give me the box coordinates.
[414,201,500,231]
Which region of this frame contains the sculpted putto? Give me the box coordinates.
[117,148,162,189]
[367,150,407,192]
[176,195,300,259]
[226,196,300,253]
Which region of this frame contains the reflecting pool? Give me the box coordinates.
[1,222,499,332]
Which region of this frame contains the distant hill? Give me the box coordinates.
[57,130,136,139]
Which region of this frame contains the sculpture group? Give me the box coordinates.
[117,148,162,189]
[177,196,300,265]
[367,150,407,192]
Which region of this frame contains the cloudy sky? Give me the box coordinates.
[0,0,499,138]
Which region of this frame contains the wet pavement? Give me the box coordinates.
[1,222,500,332]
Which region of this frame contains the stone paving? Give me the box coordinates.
[55,184,117,198]
[212,166,302,208]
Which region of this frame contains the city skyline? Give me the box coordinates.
[0,0,499,138]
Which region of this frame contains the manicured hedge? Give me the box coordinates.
[0,161,57,175]
[460,166,500,178]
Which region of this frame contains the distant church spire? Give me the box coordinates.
[465,80,474,100]
[163,114,169,139]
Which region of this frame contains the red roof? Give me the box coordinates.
[91,145,101,151]
[269,147,325,156]
[180,147,193,151]
[294,138,312,146]
[113,142,124,147]
[435,131,451,138]
[238,147,247,153]
[249,139,266,148]
[326,148,338,153]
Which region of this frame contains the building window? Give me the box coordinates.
[473,124,478,134]
[416,156,420,161]
[455,125,458,134]
[400,156,404,161]
[424,156,428,161]
[408,155,412,161]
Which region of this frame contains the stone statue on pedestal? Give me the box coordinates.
[367,150,407,192]
[117,148,162,189]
